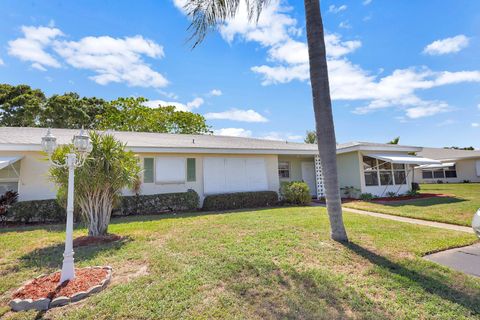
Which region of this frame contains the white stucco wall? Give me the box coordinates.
[336,151,362,196]
[414,158,480,184]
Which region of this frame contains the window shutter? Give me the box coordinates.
[143,158,154,183]
[187,158,196,182]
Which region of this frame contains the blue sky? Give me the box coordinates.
[1,0,479,148]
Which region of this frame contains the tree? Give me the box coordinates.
[49,132,141,236]
[0,84,46,127]
[183,0,348,241]
[387,137,400,144]
[96,97,211,134]
[304,130,317,144]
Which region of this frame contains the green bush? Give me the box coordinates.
[120,189,199,215]
[280,181,311,205]
[359,193,375,201]
[202,191,278,211]
[386,191,398,198]
[8,199,65,223]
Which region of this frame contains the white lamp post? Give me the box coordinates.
[42,128,92,283]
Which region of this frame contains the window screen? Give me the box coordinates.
[422,171,433,179]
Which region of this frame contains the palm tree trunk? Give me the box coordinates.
[304,0,348,242]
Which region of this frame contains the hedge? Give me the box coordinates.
[8,199,66,223]
[202,191,278,211]
[119,189,199,215]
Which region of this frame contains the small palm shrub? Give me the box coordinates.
[386,191,397,198]
[359,193,375,201]
[0,190,18,221]
[280,181,311,205]
[340,186,360,198]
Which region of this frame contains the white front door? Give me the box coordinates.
[301,162,317,197]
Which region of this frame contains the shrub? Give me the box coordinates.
[8,199,65,223]
[436,180,444,184]
[0,191,18,221]
[463,180,471,183]
[405,189,419,197]
[202,191,278,211]
[280,181,311,205]
[411,182,420,192]
[120,189,199,215]
[359,193,375,201]
[386,191,397,198]
[340,186,360,198]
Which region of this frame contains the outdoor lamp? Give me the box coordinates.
[41,128,58,155]
[41,128,92,283]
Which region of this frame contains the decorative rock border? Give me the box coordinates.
[9,266,112,312]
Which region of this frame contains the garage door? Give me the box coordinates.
[204,157,268,194]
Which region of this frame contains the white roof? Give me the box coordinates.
[418,147,480,161]
[0,127,422,155]
[367,153,441,165]
[0,156,23,170]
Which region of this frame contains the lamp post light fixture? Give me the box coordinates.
[41,128,92,283]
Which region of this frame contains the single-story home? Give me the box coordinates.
[414,147,480,183]
[0,127,441,203]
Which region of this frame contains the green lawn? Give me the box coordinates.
[344,183,480,227]
[1,207,479,319]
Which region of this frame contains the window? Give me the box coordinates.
[143,158,154,183]
[362,156,407,186]
[156,157,186,183]
[0,182,18,194]
[278,161,290,178]
[433,170,445,179]
[422,171,433,179]
[187,158,196,182]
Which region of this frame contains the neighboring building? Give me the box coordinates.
[0,127,440,202]
[414,147,480,183]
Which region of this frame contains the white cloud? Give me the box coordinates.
[329,5,347,14]
[144,97,203,112]
[8,25,63,70]
[478,104,480,110]
[8,25,168,88]
[209,89,222,96]
[472,123,479,128]
[205,109,268,122]
[214,128,253,137]
[363,0,372,5]
[0,57,4,66]
[339,21,352,29]
[423,35,470,55]
[260,131,302,141]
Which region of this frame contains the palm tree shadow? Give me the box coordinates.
[18,236,131,270]
[344,242,480,315]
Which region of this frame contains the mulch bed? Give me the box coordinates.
[73,234,123,247]
[13,268,107,301]
[370,193,452,202]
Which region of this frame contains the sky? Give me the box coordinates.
[1,0,479,148]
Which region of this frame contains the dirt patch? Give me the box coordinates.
[73,234,123,247]
[13,268,107,300]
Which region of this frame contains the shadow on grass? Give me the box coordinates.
[18,236,132,270]
[344,242,480,315]
[375,197,466,208]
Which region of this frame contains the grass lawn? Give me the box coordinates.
[344,183,480,227]
[1,207,480,319]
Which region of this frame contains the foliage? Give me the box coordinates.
[0,191,18,221]
[405,189,419,197]
[280,181,311,205]
[95,97,211,134]
[444,146,475,150]
[304,130,317,144]
[463,180,471,183]
[411,182,421,192]
[340,186,360,198]
[8,199,65,223]
[359,193,375,201]
[0,84,211,134]
[387,137,400,144]
[202,191,278,211]
[120,190,199,215]
[386,191,398,198]
[49,131,141,236]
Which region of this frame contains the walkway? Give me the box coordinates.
[424,243,480,277]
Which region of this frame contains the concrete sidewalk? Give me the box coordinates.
[424,244,480,277]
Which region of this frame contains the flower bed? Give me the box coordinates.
[370,193,452,202]
[9,266,112,311]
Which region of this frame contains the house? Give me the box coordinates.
[0,127,440,202]
[414,147,480,183]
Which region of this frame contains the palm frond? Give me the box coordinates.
[184,0,270,47]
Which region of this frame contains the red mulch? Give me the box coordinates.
[370,193,452,202]
[73,234,123,247]
[13,268,107,301]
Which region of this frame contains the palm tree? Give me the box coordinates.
[184,0,348,242]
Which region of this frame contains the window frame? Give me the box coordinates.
[362,155,407,187]
[278,161,290,179]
